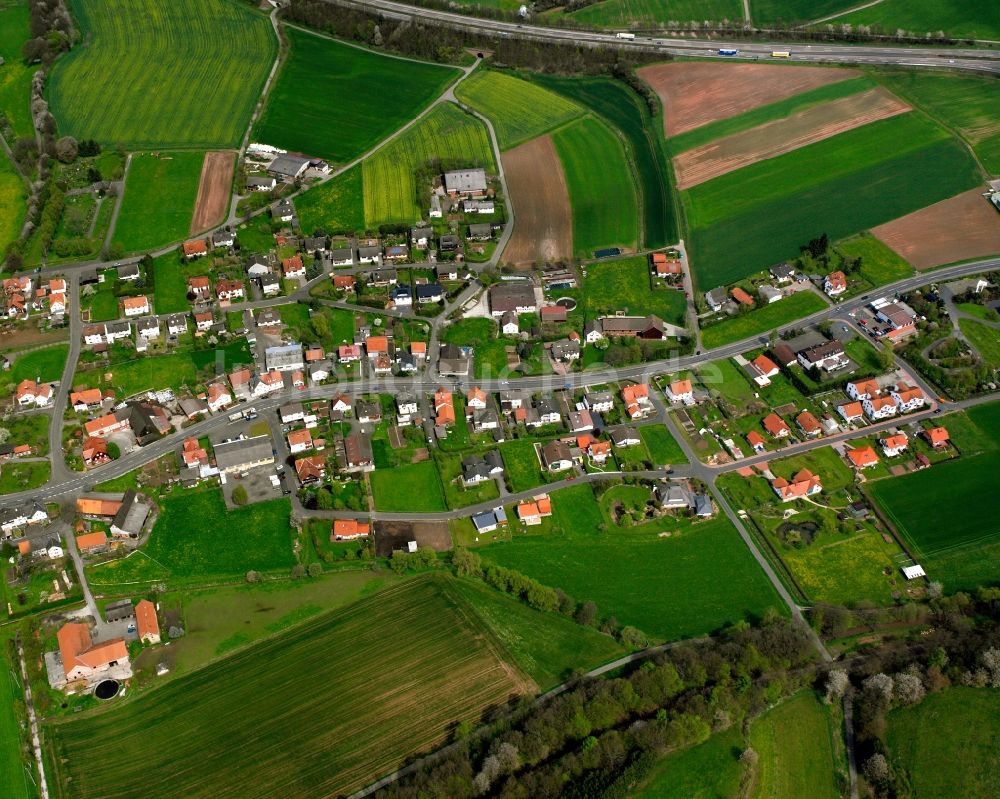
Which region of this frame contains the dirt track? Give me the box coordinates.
[190,151,235,234]
[673,88,910,189]
[501,135,573,267]
[637,62,857,138]
[872,189,1000,270]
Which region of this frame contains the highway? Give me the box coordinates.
[330,0,1000,74]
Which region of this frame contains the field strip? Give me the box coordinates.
[673,88,911,189]
[190,151,235,234]
[806,0,887,27]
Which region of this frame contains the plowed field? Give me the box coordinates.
[872,189,1000,269]
[637,62,856,137]
[501,135,573,266]
[190,151,234,234]
[673,87,910,189]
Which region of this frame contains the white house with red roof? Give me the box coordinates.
[16,379,52,407]
[891,382,925,413]
[771,469,822,502]
[864,395,898,421]
[665,379,693,403]
[880,432,909,457]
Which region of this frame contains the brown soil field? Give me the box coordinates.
[501,135,573,267]
[673,88,910,189]
[871,189,1000,269]
[190,150,235,234]
[375,520,453,557]
[637,62,858,138]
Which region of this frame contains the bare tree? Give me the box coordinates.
[824,669,850,704]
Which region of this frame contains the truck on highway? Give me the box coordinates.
[718,48,739,56]
[615,32,636,39]
[771,50,791,58]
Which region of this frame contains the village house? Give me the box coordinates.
[287,428,313,454]
[338,344,362,363]
[333,519,370,541]
[758,285,782,304]
[846,446,879,469]
[650,252,682,278]
[122,295,150,317]
[500,311,519,336]
[622,384,653,419]
[271,198,295,222]
[489,283,537,317]
[665,379,693,403]
[847,378,881,402]
[746,354,780,386]
[837,401,864,424]
[82,437,110,467]
[771,469,822,501]
[411,227,433,249]
[434,388,456,427]
[327,246,354,267]
[182,239,208,260]
[471,507,507,535]
[584,390,614,414]
[924,426,949,448]
[187,276,211,300]
[462,452,504,486]
[880,432,909,457]
[550,339,580,362]
[343,433,374,473]
[516,495,552,526]
[416,283,444,304]
[568,410,594,434]
[215,279,245,301]
[797,341,848,372]
[527,398,560,428]
[282,255,306,279]
[796,411,822,438]
[597,315,668,341]
[891,382,925,413]
[213,229,236,249]
[762,413,791,438]
[358,246,382,266]
[864,395,898,421]
[246,175,276,192]
[770,262,795,283]
[444,168,487,198]
[214,435,275,474]
[194,311,214,333]
[824,271,847,297]
[16,379,52,408]
[610,426,641,448]
[55,622,130,686]
[746,430,767,453]
[384,244,408,262]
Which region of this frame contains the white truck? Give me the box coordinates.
[615,32,636,40]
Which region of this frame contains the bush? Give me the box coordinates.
[232,484,248,506]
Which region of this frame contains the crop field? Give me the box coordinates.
[636,726,744,799]
[480,484,783,641]
[114,152,205,253]
[875,70,1000,173]
[835,0,1000,42]
[684,112,981,286]
[639,425,688,465]
[0,148,25,257]
[362,102,495,226]
[255,28,456,163]
[872,189,1000,270]
[751,0,857,25]
[558,0,741,27]
[637,62,855,138]
[887,687,1000,799]
[701,292,827,349]
[0,0,35,139]
[672,88,910,190]
[553,117,638,257]
[9,344,69,383]
[501,135,573,266]
[835,234,914,287]
[49,0,275,148]
[455,69,581,151]
[748,692,843,799]
[45,576,531,799]
[370,460,447,512]
[582,256,687,325]
[296,164,365,236]
[0,631,32,799]
[533,74,676,247]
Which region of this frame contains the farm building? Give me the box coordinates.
[444,168,487,197]
[267,154,311,180]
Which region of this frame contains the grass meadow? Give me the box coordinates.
[558,0,741,26]
[362,102,495,226]
[533,73,676,247]
[835,233,914,286]
[296,163,365,235]
[0,461,50,495]
[0,0,34,139]
[700,292,828,349]
[553,117,638,257]
[0,630,32,799]
[0,148,25,257]
[635,726,744,798]
[748,691,844,799]
[499,439,547,492]
[583,256,688,325]
[255,28,456,163]
[49,0,275,148]
[45,576,531,799]
[10,344,69,383]
[751,0,857,24]
[639,425,688,465]
[370,460,447,512]
[114,152,205,253]
[836,0,1000,42]
[959,319,1000,368]
[886,687,1000,799]
[683,112,981,286]
[480,484,783,641]
[455,69,582,151]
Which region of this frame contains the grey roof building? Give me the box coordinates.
[214,435,275,474]
[268,154,311,180]
[489,283,536,316]
[438,344,470,377]
[444,168,487,195]
[110,490,151,538]
[468,223,492,240]
[265,343,305,372]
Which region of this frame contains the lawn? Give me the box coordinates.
[533,73,676,247]
[700,292,828,349]
[114,151,205,253]
[957,303,999,322]
[87,490,294,588]
[959,319,1000,368]
[0,0,35,139]
[362,102,496,226]
[0,461,50,495]
[150,251,195,314]
[748,691,844,799]
[553,116,638,258]
[441,317,496,347]
[454,69,582,151]
[45,576,531,799]
[9,344,69,383]
[480,484,784,641]
[639,424,688,465]
[370,460,447,512]
[255,27,457,163]
[836,232,915,286]
[886,687,1000,799]
[296,163,365,236]
[499,439,546,492]
[684,113,982,286]
[837,0,1000,43]
[73,341,251,397]
[48,0,276,148]
[635,725,744,799]
[583,256,688,326]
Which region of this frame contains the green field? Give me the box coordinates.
[87,490,293,589]
[636,725,744,799]
[255,28,456,163]
[114,152,205,253]
[875,70,1000,173]
[836,1,1000,42]
[553,117,638,257]
[45,576,532,799]
[559,0,742,26]
[370,460,447,512]
[667,76,872,155]
[9,344,68,384]
[0,146,25,256]
[959,319,1000,368]
[701,292,828,349]
[583,256,688,325]
[480,484,783,641]
[0,0,34,139]
[49,0,275,148]
[0,633,32,799]
[639,424,688,465]
[455,69,582,151]
[683,113,982,286]
[533,73,676,248]
[0,461,50,495]
[751,0,858,24]
[296,163,365,236]
[835,233,914,287]
[150,251,194,314]
[499,439,547,492]
[748,691,843,799]
[886,687,1000,799]
[362,102,495,226]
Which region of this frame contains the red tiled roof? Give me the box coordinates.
[135,599,159,641]
[847,446,878,468]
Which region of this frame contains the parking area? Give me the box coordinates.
[220,464,290,507]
